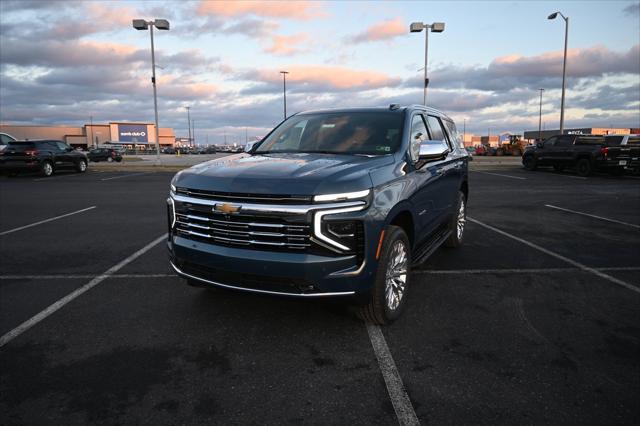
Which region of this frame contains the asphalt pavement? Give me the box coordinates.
[0,164,638,424]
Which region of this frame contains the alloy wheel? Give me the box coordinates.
[385,241,408,311]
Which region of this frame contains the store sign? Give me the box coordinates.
[118,124,148,143]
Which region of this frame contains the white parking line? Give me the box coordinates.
[414,266,640,275]
[0,273,175,280]
[473,171,527,180]
[0,206,97,236]
[0,233,168,348]
[366,324,419,426]
[468,217,640,294]
[101,172,151,181]
[545,204,640,229]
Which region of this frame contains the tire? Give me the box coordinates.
[41,160,54,177]
[445,191,466,248]
[107,157,113,163]
[553,164,565,172]
[76,159,87,173]
[576,158,593,177]
[116,158,122,163]
[523,155,537,171]
[358,225,411,325]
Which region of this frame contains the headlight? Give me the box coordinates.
[170,183,176,193]
[314,205,366,252]
[314,189,370,203]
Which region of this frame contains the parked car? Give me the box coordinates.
[87,148,122,162]
[0,140,88,177]
[602,134,640,175]
[0,132,17,151]
[522,134,617,176]
[167,104,470,324]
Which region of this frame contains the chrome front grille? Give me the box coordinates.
[173,208,311,251]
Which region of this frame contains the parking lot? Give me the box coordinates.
[1,164,638,424]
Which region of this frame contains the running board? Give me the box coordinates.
[411,229,451,266]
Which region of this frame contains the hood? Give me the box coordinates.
[174,153,394,196]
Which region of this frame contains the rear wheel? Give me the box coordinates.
[445,191,466,248]
[41,161,54,177]
[358,225,410,325]
[523,155,537,170]
[576,159,593,177]
[107,157,113,163]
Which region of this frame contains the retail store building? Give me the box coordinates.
[0,122,175,150]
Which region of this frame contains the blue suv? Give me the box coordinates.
[168,105,470,324]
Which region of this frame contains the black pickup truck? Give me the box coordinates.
[602,134,640,175]
[522,134,631,176]
[167,105,470,324]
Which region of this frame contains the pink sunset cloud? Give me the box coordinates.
[196,0,323,20]
[349,18,406,43]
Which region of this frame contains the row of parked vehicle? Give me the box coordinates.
[522,134,639,177]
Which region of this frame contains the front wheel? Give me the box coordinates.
[41,160,54,177]
[523,155,537,170]
[358,225,410,325]
[445,191,466,248]
[76,159,87,173]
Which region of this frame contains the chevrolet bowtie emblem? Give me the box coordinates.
[214,203,241,214]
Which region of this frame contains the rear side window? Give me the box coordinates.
[627,136,640,145]
[605,136,624,146]
[443,120,462,149]
[576,136,604,145]
[6,142,35,151]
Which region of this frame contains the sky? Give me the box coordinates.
[0,0,639,143]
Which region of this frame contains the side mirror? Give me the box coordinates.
[536,142,543,148]
[244,141,256,152]
[418,140,449,161]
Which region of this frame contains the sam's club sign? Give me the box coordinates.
[118,124,148,143]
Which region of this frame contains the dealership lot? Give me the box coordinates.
[0,166,638,424]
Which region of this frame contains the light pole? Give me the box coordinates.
[538,88,545,142]
[185,106,192,147]
[548,11,568,134]
[410,21,445,106]
[133,18,170,164]
[280,71,289,120]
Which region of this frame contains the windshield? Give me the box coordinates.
[255,111,404,155]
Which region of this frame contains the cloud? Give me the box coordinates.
[264,33,311,55]
[427,44,640,92]
[623,3,640,16]
[196,0,322,20]
[348,18,406,43]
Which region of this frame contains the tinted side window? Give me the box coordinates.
[543,137,557,148]
[56,142,69,151]
[425,115,446,143]
[555,137,573,147]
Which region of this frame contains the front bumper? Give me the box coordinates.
[168,235,375,298]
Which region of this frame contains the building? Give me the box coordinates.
[0,122,176,150]
[523,127,633,142]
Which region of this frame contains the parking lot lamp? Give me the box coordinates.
[548,12,568,135]
[538,88,545,142]
[185,106,192,147]
[133,18,170,164]
[280,71,289,120]
[410,21,445,106]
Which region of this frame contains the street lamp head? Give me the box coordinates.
[154,19,170,30]
[280,70,289,75]
[410,22,424,32]
[431,22,445,33]
[132,19,148,30]
[547,12,558,20]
